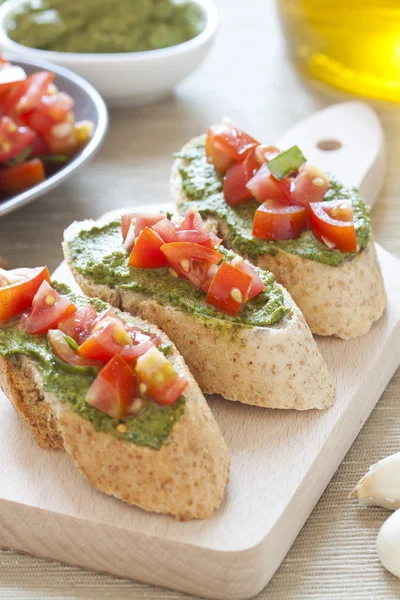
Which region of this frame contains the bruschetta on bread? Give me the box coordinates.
[171,125,386,340]
[0,267,229,520]
[63,209,335,411]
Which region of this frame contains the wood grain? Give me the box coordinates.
[0,240,399,599]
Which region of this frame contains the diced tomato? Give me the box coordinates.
[290,162,330,207]
[231,257,265,299]
[43,117,78,154]
[87,355,138,419]
[0,78,30,117]
[223,148,260,205]
[152,218,177,243]
[0,266,50,321]
[134,213,165,239]
[25,110,54,135]
[160,242,223,290]
[31,132,49,155]
[48,329,102,370]
[39,92,74,122]
[0,159,45,196]
[252,199,308,240]
[205,124,259,173]
[58,304,98,344]
[121,213,137,241]
[0,64,26,98]
[246,163,292,204]
[0,116,35,162]
[135,346,188,406]
[129,227,169,269]
[206,262,252,317]
[78,316,154,365]
[15,71,55,114]
[22,281,77,335]
[255,145,280,164]
[205,128,233,174]
[308,200,357,252]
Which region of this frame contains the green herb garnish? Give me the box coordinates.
[267,145,306,180]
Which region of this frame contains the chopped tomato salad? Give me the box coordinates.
[0,56,93,199]
[121,208,266,316]
[205,123,358,251]
[0,269,187,418]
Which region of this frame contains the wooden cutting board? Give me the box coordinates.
[0,103,399,600]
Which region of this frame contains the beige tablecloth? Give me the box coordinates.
[1,0,400,598]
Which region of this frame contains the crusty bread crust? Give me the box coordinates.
[171,136,386,340]
[0,320,230,520]
[64,224,335,410]
[0,355,63,449]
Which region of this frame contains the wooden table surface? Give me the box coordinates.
[1,1,400,598]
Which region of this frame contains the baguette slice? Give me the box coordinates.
[64,221,335,411]
[171,136,386,340]
[0,310,230,521]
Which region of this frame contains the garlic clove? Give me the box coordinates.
[351,452,400,510]
[378,509,400,578]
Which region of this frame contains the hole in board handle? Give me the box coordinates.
[317,139,342,151]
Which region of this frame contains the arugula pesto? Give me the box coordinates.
[176,141,371,267]
[0,285,184,450]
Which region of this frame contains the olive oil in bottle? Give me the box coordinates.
[277,0,400,103]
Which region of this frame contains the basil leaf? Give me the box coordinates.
[267,145,306,180]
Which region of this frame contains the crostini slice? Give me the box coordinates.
[0,272,229,521]
[63,215,335,411]
[171,130,386,340]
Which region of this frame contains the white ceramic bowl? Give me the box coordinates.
[0,0,217,108]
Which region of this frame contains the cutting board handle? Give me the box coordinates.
[277,101,386,208]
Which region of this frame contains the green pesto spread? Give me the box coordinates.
[176,142,372,267]
[0,284,184,450]
[67,220,290,330]
[7,0,203,54]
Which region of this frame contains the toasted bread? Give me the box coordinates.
[171,136,386,340]
[64,221,335,410]
[0,309,230,521]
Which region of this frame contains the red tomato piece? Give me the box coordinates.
[31,132,49,155]
[134,213,165,239]
[22,281,77,335]
[0,78,31,118]
[252,199,308,240]
[290,162,330,207]
[121,213,137,241]
[246,163,292,203]
[43,117,78,154]
[206,124,259,172]
[177,208,207,233]
[152,218,177,243]
[206,262,252,317]
[39,92,74,122]
[0,116,35,162]
[128,227,169,269]
[205,128,233,174]
[255,145,280,164]
[0,266,50,321]
[25,110,55,135]
[58,304,98,344]
[231,257,265,299]
[136,346,188,406]
[0,159,45,196]
[308,200,357,252]
[78,316,155,365]
[48,329,102,370]
[86,355,138,419]
[0,64,26,98]
[223,147,260,205]
[160,242,223,290]
[15,71,55,114]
